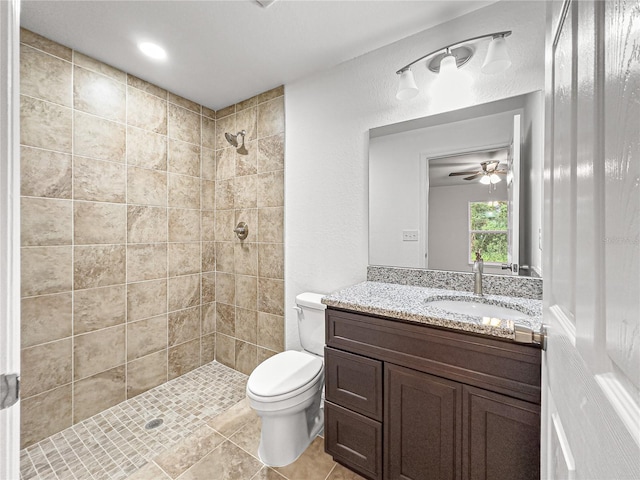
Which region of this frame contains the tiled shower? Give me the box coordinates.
[19,28,285,449]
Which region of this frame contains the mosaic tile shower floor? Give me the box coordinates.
[18,361,364,480]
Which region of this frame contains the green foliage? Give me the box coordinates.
[469,201,508,263]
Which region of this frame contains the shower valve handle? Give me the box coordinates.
[234,222,249,240]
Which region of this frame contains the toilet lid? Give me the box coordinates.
[247,351,323,398]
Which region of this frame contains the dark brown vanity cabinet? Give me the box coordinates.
[324,307,542,480]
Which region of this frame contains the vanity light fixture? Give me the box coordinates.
[138,41,167,60]
[395,31,512,101]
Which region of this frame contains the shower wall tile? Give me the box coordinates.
[20,147,72,199]
[20,29,285,447]
[258,85,285,104]
[73,285,126,334]
[20,44,72,107]
[21,293,72,348]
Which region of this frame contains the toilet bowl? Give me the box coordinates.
[246,292,326,467]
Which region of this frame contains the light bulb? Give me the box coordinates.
[138,42,167,60]
[479,175,491,185]
[396,69,419,100]
[489,173,502,184]
[430,53,473,110]
[482,36,511,74]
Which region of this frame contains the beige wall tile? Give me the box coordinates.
[127,126,167,170]
[169,242,201,277]
[20,147,72,199]
[74,201,126,245]
[216,178,235,210]
[235,340,257,376]
[257,347,277,365]
[234,242,257,276]
[73,66,126,122]
[216,272,236,306]
[74,285,126,335]
[237,95,257,112]
[127,205,167,243]
[73,156,126,203]
[234,175,257,208]
[257,97,284,138]
[215,114,236,151]
[168,92,201,113]
[202,303,216,335]
[258,278,284,316]
[127,86,167,134]
[21,44,72,107]
[168,338,200,379]
[202,106,216,120]
[168,104,201,144]
[258,86,284,104]
[257,171,284,207]
[127,75,167,99]
[236,107,257,142]
[216,303,235,336]
[202,272,216,304]
[236,143,257,177]
[236,308,257,344]
[127,279,167,321]
[202,117,216,150]
[216,147,236,180]
[168,208,200,242]
[201,147,216,180]
[74,325,125,380]
[127,166,167,206]
[127,350,167,398]
[21,338,72,398]
[74,111,126,162]
[20,384,72,449]
[168,139,201,177]
[127,244,167,282]
[201,334,216,364]
[73,366,125,422]
[257,312,284,352]
[20,28,72,61]
[201,180,215,210]
[258,133,285,173]
[258,243,284,280]
[21,246,72,297]
[168,275,201,312]
[21,197,72,246]
[21,293,72,348]
[257,207,283,243]
[169,174,201,209]
[215,334,235,369]
[202,211,216,242]
[169,306,200,346]
[216,104,236,119]
[201,242,215,273]
[74,245,126,289]
[127,315,167,360]
[20,95,72,152]
[236,275,257,310]
[215,242,234,273]
[73,51,126,83]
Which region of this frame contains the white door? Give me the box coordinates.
[507,114,521,274]
[542,1,640,479]
[0,0,21,479]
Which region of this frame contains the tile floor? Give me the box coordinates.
[19,361,365,480]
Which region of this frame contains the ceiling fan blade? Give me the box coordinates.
[464,173,482,180]
[449,171,479,176]
[495,170,508,175]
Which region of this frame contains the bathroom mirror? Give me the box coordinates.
[369,91,543,276]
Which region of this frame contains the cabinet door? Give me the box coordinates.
[462,385,539,480]
[385,364,462,480]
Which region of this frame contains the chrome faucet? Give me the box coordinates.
[472,251,484,296]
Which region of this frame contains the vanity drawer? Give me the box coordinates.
[325,401,382,480]
[325,347,383,421]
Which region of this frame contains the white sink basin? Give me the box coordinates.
[426,299,529,321]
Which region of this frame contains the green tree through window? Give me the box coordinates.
[469,201,508,264]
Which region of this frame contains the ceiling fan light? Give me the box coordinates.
[479,175,491,185]
[482,36,511,74]
[489,173,502,184]
[396,69,419,100]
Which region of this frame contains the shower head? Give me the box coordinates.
[225,130,246,148]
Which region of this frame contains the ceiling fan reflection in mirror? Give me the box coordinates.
[448,160,507,185]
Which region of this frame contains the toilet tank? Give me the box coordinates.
[295,292,327,357]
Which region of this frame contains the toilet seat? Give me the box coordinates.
[247,351,323,403]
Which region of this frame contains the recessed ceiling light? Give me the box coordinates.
[138,42,167,60]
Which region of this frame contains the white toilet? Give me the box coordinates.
[246,292,326,467]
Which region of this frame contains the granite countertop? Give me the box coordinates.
[321,281,543,342]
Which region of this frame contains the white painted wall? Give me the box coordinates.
[429,182,507,274]
[284,1,545,349]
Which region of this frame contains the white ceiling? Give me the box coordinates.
[20,0,497,110]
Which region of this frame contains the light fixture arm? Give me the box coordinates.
[395,30,512,75]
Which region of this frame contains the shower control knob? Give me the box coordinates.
[234,222,249,240]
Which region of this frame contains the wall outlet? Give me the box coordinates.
[402,230,419,241]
